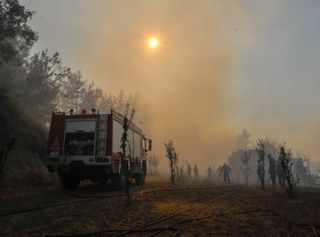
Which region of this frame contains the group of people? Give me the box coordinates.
[187,164,199,179]
[267,154,286,186]
[185,163,232,184]
[216,163,232,184]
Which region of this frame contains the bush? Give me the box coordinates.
[0,91,47,155]
[0,150,57,188]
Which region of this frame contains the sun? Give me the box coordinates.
[148,37,159,49]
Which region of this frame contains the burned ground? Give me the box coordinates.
[1,177,320,237]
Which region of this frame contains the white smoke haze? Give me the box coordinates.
[74,1,255,173]
[22,0,320,174]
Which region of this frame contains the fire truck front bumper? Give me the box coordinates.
[47,155,112,172]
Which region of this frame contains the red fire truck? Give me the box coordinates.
[47,109,152,190]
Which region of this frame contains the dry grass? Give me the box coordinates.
[1,176,320,236]
[0,152,59,199]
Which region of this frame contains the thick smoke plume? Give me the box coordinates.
[73,1,254,172]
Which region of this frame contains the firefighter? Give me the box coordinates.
[193,165,199,179]
[207,165,213,181]
[268,154,277,186]
[221,163,231,184]
[187,165,192,178]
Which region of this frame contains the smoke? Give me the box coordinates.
[71,1,254,173]
[20,0,320,174]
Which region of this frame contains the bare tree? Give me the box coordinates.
[263,138,281,160]
[120,103,135,205]
[279,146,299,198]
[165,140,178,184]
[256,139,266,190]
[240,149,251,185]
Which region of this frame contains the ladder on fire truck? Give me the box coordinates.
[96,114,107,157]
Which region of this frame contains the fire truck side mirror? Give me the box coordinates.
[148,139,152,151]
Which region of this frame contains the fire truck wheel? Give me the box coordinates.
[60,172,80,190]
[111,173,125,190]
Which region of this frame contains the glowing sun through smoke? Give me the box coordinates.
[148,37,159,49]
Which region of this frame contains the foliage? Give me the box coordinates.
[0,91,46,154]
[262,138,281,161]
[120,104,135,158]
[0,1,151,189]
[80,82,103,111]
[255,138,280,188]
[59,70,86,112]
[165,140,178,184]
[120,103,135,204]
[293,155,313,186]
[0,0,37,63]
[256,139,266,190]
[240,149,251,185]
[22,50,69,124]
[0,149,58,187]
[279,146,299,198]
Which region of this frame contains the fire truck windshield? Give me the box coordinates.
[64,132,95,155]
[64,120,96,155]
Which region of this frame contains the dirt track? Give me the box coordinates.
[1,177,320,237]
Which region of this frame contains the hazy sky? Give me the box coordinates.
[21,0,320,168]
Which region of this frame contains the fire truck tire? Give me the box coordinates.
[60,172,80,190]
[111,173,125,190]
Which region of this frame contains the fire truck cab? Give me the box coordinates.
[47,109,152,190]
